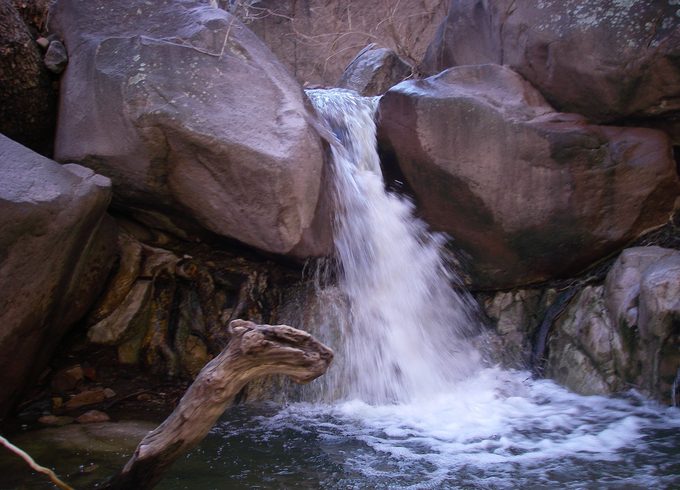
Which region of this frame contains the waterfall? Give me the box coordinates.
[183,89,680,490]
[305,89,482,404]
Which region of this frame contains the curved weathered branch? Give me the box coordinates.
[0,436,74,490]
[105,319,333,489]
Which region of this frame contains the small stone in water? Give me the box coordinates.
[38,415,74,426]
[76,410,110,424]
[104,388,116,398]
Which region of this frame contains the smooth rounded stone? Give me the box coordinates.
[421,0,680,127]
[378,64,679,289]
[38,414,75,426]
[337,44,411,96]
[49,0,331,258]
[0,134,114,418]
[76,410,111,424]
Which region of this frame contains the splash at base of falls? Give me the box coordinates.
[178,369,679,489]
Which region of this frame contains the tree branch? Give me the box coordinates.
[104,319,333,489]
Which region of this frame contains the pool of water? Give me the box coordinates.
[2,369,679,489]
[166,369,680,489]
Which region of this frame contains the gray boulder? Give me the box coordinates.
[0,134,115,418]
[422,0,680,131]
[378,64,679,289]
[49,0,330,258]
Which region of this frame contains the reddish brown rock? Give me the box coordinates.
[76,409,110,424]
[49,0,330,258]
[378,65,679,289]
[422,0,680,128]
[64,389,107,410]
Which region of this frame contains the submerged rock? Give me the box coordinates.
[49,0,330,258]
[378,64,679,289]
[76,410,111,424]
[0,134,114,418]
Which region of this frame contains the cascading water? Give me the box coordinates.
[185,87,678,488]
[304,89,482,404]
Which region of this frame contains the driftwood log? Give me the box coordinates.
[104,319,333,489]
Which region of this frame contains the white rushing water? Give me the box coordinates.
[212,88,679,488]
[305,88,482,404]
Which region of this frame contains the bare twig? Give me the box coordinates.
[0,436,74,490]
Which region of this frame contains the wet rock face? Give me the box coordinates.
[545,247,680,403]
[0,134,115,418]
[49,0,331,258]
[422,0,680,128]
[378,64,680,289]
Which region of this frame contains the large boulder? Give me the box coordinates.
[0,134,115,418]
[232,0,446,85]
[49,0,330,258]
[378,64,679,289]
[0,0,56,154]
[421,0,680,130]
